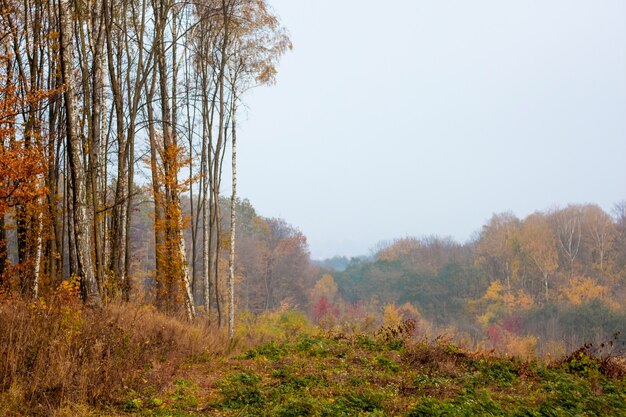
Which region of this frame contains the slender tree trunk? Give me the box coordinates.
[105,0,129,298]
[211,0,233,326]
[203,191,210,314]
[89,0,106,290]
[179,228,196,319]
[47,67,63,283]
[172,8,195,319]
[123,139,134,301]
[228,98,237,337]
[265,257,273,311]
[200,62,214,318]
[58,0,102,307]
[0,214,6,283]
[146,73,166,310]
[170,9,195,319]
[33,210,43,297]
[100,87,110,277]
[153,1,194,318]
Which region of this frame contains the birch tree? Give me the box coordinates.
[58,0,102,307]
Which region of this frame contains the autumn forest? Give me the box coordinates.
[0,0,291,323]
[1,0,625,415]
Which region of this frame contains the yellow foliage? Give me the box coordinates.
[515,291,535,310]
[477,281,535,324]
[506,334,537,358]
[503,290,535,311]
[562,276,609,305]
[308,274,339,304]
[475,281,507,328]
[383,302,422,328]
[383,304,402,328]
[475,281,535,329]
[398,302,421,321]
[236,304,314,343]
[477,309,498,329]
[484,281,504,302]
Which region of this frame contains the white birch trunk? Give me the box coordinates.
[33,210,43,297]
[203,192,210,315]
[178,228,196,319]
[228,100,237,337]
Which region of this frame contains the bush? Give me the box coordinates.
[271,398,315,417]
[242,341,287,360]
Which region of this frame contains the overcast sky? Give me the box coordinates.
[233,0,626,259]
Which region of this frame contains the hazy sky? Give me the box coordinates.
[234,0,626,259]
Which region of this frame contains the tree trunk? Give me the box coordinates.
[203,186,210,315]
[228,99,237,337]
[58,0,102,307]
[154,0,194,319]
[33,210,43,297]
[105,0,129,299]
[0,214,5,283]
[89,0,106,290]
[146,73,166,310]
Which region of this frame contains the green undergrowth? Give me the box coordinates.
[114,330,626,417]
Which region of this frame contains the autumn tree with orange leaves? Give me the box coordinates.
[0,21,49,296]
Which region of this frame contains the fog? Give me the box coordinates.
[234,0,626,259]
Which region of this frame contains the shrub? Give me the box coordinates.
[242,340,287,360]
[271,397,315,417]
[374,355,400,373]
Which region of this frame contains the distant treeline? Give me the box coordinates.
[127,197,626,354]
[321,203,626,354]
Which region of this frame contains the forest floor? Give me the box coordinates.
[96,330,625,416]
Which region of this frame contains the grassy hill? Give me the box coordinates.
[118,331,626,417]
[1,302,625,416]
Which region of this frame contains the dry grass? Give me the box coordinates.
[0,296,224,416]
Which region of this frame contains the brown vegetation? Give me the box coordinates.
[0,289,224,415]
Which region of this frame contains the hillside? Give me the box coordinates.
[94,333,626,416]
[3,300,623,417]
[118,337,626,417]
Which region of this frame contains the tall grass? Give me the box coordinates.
[0,290,223,415]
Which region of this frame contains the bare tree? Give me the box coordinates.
[58,0,102,307]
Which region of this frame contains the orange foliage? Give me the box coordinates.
[149,134,192,312]
[0,47,53,294]
[0,73,47,217]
